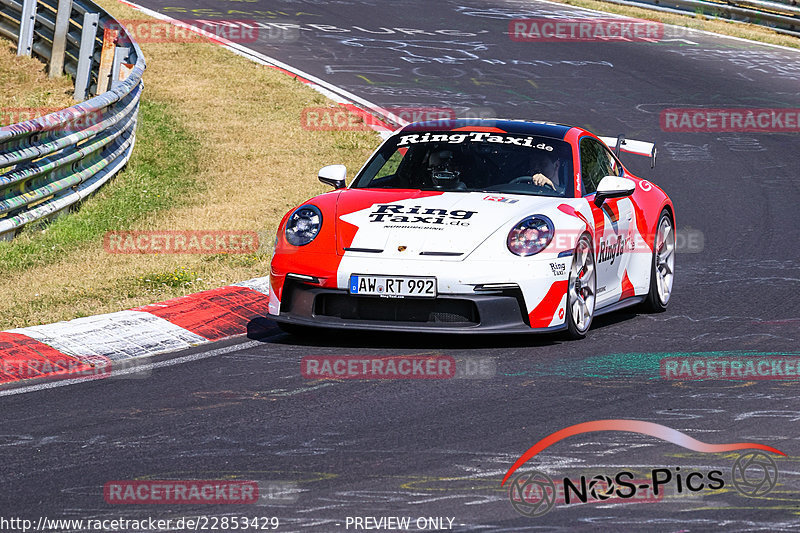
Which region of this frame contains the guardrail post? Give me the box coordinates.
[74,12,100,101]
[49,0,73,77]
[16,0,37,56]
[96,27,119,94]
[111,46,131,88]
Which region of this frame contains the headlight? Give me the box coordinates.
[285,205,322,246]
[507,215,554,256]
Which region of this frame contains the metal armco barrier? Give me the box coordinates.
[0,0,145,240]
[601,0,800,37]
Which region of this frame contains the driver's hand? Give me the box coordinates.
[532,173,556,190]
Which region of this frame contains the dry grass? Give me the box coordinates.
[0,0,379,328]
[0,41,74,117]
[553,0,800,49]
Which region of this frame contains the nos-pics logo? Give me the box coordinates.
[502,420,783,518]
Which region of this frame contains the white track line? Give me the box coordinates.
[0,339,263,397]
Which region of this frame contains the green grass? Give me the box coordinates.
[138,266,200,289]
[0,98,201,273]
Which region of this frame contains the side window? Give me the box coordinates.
[358,148,409,188]
[374,149,405,180]
[579,138,618,195]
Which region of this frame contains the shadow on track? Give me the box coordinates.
[245,311,640,350]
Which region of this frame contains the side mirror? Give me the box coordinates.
[594,176,635,207]
[318,164,347,189]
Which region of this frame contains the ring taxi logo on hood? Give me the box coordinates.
[369,204,477,226]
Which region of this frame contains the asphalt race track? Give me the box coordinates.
[2,0,800,530]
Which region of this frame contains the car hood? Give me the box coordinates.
[335,189,558,259]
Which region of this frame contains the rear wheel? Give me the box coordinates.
[642,210,675,312]
[565,234,596,339]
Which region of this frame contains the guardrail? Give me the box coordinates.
[0,0,145,240]
[601,0,800,37]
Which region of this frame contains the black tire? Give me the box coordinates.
[565,234,596,340]
[641,209,675,313]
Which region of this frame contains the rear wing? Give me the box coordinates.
[599,135,657,168]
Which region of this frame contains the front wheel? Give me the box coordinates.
[642,210,675,312]
[565,234,596,339]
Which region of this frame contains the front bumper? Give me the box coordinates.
[269,281,566,334]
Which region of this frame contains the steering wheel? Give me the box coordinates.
[510,175,555,191]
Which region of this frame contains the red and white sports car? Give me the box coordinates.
[268,119,675,338]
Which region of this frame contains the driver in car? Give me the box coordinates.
[529,152,562,191]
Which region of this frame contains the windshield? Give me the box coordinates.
[352,131,574,198]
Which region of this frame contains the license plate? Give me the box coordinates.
[349,275,436,298]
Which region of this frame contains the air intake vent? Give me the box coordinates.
[344,247,383,253]
[419,251,463,256]
[315,294,479,324]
